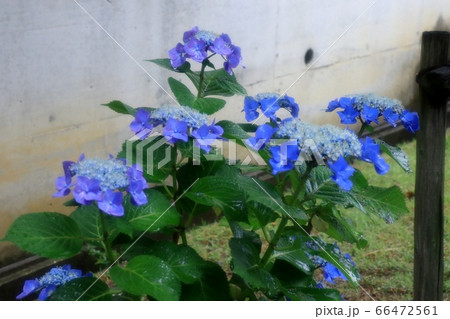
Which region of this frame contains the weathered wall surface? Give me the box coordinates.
[1,0,449,261]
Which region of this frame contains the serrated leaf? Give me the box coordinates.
[145,241,205,284]
[193,97,226,115]
[102,100,136,116]
[201,69,247,97]
[349,184,409,222]
[272,235,314,274]
[216,166,308,223]
[70,205,103,245]
[51,277,111,301]
[147,58,192,73]
[245,178,308,222]
[306,166,409,222]
[180,261,231,300]
[305,238,360,287]
[216,120,250,140]
[316,205,367,249]
[168,77,195,107]
[229,237,278,295]
[124,189,180,232]
[374,138,412,173]
[110,255,180,301]
[247,201,278,229]
[305,166,351,206]
[2,212,82,258]
[186,176,243,208]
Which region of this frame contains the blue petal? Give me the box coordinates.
[337,105,359,125]
[401,110,420,133]
[38,285,57,301]
[16,279,41,299]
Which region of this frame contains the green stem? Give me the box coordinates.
[259,217,288,267]
[180,230,188,245]
[100,212,114,264]
[196,61,208,98]
[357,116,368,137]
[161,180,174,197]
[289,163,314,206]
[179,204,196,246]
[171,144,178,199]
[258,164,315,268]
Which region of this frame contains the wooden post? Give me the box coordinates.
[414,31,449,301]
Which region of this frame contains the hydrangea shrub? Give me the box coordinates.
[2,26,417,301]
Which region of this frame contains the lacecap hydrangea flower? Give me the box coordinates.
[130,105,223,152]
[53,154,148,217]
[271,118,364,190]
[243,92,299,122]
[16,265,89,301]
[327,93,419,133]
[169,26,242,75]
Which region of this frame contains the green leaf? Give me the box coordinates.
[305,166,350,206]
[216,166,308,222]
[281,286,342,301]
[229,237,278,295]
[305,238,360,287]
[70,205,103,245]
[192,97,226,115]
[238,123,259,133]
[201,69,247,97]
[374,138,412,173]
[51,277,111,301]
[245,178,308,222]
[124,189,180,232]
[110,255,181,300]
[145,241,205,284]
[180,261,231,300]
[168,77,195,107]
[102,100,136,116]
[349,184,409,222]
[247,201,278,229]
[306,166,409,222]
[271,234,315,274]
[185,176,243,208]
[316,204,367,248]
[147,58,192,73]
[104,213,135,239]
[216,120,250,140]
[271,258,315,289]
[2,212,82,258]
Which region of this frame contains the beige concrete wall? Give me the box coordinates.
[1,0,449,260]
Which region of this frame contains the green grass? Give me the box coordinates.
[187,131,450,300]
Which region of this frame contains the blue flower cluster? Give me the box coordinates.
[169,26,242,74]
[276,119,362,162]
[243,92,299,122]
[53,154,148,216]
[248,118,363,190]
[327,93,419,133]
[16,265,89,301]
[243,91,392,190]
[130,105,223,152]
